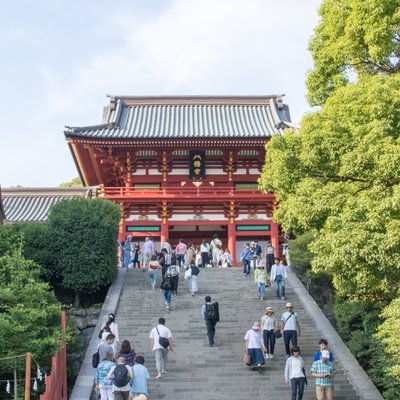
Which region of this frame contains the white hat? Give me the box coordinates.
[321,350,330,358]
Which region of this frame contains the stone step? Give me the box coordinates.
[107,268,360,400]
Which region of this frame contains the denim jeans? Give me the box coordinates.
[206,320,217,345]
[291,377,305,400]
[177,254,185,268]
[243,259,250,274]
[163,289,173,306]
[275,275,285,298]
[284,330,298,355]
[149,269,158,289]
[257,282,266,300]
[263,329,276,354]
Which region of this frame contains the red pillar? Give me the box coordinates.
[228,222,236,266]
[270,221,279,257]
[161,221,168,244]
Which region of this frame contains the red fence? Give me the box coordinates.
[40,311,67,400]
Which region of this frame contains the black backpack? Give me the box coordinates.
[92,351,100,368]
[205,302,219,321]
[162,277,173,290]
[113,364,130,387]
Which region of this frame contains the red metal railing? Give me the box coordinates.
[40,312,67,400]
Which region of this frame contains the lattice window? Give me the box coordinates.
[136,150,157,157]
[133,184,160,191]
[235,183,259,191]
[238,150,259,157]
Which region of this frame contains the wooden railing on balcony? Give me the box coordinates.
[98,186,275,203]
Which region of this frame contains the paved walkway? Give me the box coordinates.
[103,267,376,400]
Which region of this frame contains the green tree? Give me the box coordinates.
[288,232,315,274]
[0,248,64,376]
[260,74,400,301]
[307,0,400,106]
[48,198,120,306]
[259,0,400,395]
[58,177,83,187]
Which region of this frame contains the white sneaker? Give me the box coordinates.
[269,354,274,358]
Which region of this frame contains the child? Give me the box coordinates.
[313,338,334,362]
[129,356,150,399]
[222,248,232,268]
[254,265,267,300]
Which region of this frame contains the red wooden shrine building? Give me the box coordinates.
[65,96,293,265]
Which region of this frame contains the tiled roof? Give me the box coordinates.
[2,188,92,223]
[65,96,294,139]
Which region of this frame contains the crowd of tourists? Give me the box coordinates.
[95,236,336,400]
[119,234,232,271]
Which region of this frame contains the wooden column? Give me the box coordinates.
[227,222,236,266]
[270,221,279,257]
[160,201,169,244]
[24,352,31,400]
[228,200,237,266]
[118,203,126,244]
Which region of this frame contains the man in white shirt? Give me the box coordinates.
[280,302,301,356]
[149,318,173,379]
[270,257,287,300]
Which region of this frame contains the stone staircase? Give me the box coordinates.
[107,267,360,400]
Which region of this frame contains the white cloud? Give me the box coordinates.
[0,0,321,187]
[41,0,320,124]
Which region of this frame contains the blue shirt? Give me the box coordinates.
[130,364,150,395]
[313,350,334,362]
[241,248,252,262]
[96,360,116,386]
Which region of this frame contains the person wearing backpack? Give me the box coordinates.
[160,271,176,312]
[96,351,115,400]
[106,357,133,400]
[167,263,180,294]
[202,296,220,347]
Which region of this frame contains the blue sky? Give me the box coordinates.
[0,0,321,187]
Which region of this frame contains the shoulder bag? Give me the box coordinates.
[156,326,170,349]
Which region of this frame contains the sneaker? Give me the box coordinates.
[155,374,162,379]
[269,354,274,358]
[281,296,286,300]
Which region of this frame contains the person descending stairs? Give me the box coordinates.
[106,267,362,400]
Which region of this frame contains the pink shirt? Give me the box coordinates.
[176,243,187,255]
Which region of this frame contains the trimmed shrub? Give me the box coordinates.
[47,198,120,306]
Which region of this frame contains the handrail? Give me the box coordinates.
[40,311,67,400]
[98,186,273,198]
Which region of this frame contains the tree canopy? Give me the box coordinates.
[259,1,400,397]
[0,246,63,375]
[307,0,400,106]
[48,198,120,306]
[58,177,83,187]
